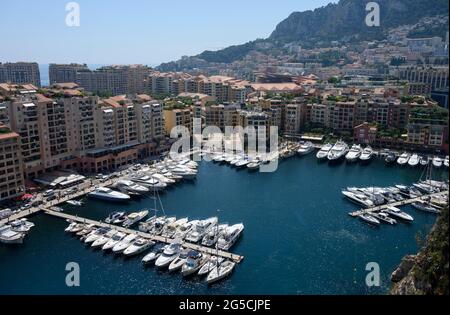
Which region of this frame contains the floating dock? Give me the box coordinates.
[43,209,244,264]
[348,190,448,217]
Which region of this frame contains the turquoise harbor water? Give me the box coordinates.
[0,156,448,295]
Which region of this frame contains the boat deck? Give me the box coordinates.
[348,190,448,217]
[43,209,244,264]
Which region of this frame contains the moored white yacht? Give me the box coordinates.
[88,187,131,202]
[112,234,138,254]
[91,229,117,248]
[10,219,35,233]
[122,210,149,228]
[316,143,332,160]
[206,260,236,284]
[358,214,380,226]
[327,141,349,161]
[142,244,167,265]
[419,156,429,166]
[0,225,25,244]
[181,251,210,277]
[217,223,244,251]
[129,175,167,191]
[397,152,410,166]
[66,200,83,206]
[359,146,374,163]
[411,201,441,214]
[198,256,225,276]
[408,154,420,167]
[155,242,182,268]
[102,232,127,250]
[297,142,315,156]
[123,238,155,256]
[115,180,149,195]
[105,211,126,224]
[444,156,449,168]
[384,206,414,222]
[84,227,111,244]
[372,212,397,225]
[432,156,443,168]
[345,145,362,162]
[342,191,374,208]
[168,249,190,272]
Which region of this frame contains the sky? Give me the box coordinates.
[0,0,335,66]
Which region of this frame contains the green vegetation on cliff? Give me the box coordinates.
[391,206,449,295]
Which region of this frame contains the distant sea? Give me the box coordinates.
[39,64,105,87]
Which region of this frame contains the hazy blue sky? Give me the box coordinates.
[0,0,334,65]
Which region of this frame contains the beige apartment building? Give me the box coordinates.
[163,108,193,135]
[0,124,24,202]
[284,104,304,136]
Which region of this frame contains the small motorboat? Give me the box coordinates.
[66,200,83,206]
[105,212,126,224]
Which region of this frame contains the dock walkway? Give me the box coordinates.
[43,209,244,264]
[348,190,448,217]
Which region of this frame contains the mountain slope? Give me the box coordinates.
[270,0,448,43]
[157,0,449,70]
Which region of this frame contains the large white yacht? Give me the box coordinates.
[155,242,182,268]
[123,238,155,256]
[88,187,131,202]
[384,206,414,222]
[345,145,362,162]
[0,225,25,244]
[112,234,138,253]
[91,229,117,248]
[327,141,349,161]
[432,156,443,168]
[316,143,333,160]
[297,142,315,156]
[217,223,244,251]
[122,210,149,228]
[102,232,127,251]
[397,152,411,166]
[129,175,167,191]
[359,146,374,162]
[181,251,210,277]
[342,191,374,208]
[115,180,149,195]
[408,154,420,167]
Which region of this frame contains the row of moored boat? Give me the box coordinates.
[87,158,199,202]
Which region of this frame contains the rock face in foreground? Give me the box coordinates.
[390,207,449,295]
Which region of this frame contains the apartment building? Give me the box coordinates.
[396,66,449,92]
[49,63,89,84]
[205,104,241,131]
[163,108,193,135]
[328,101,356,131]
[0,62,41,88]
[75,65,153,95]
[309,104,329,127]
[0,124,24,202]
[284,104,304,136]
[147,73,250,104]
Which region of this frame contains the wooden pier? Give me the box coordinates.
[348,190,448,217]
[43,209,244,264]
